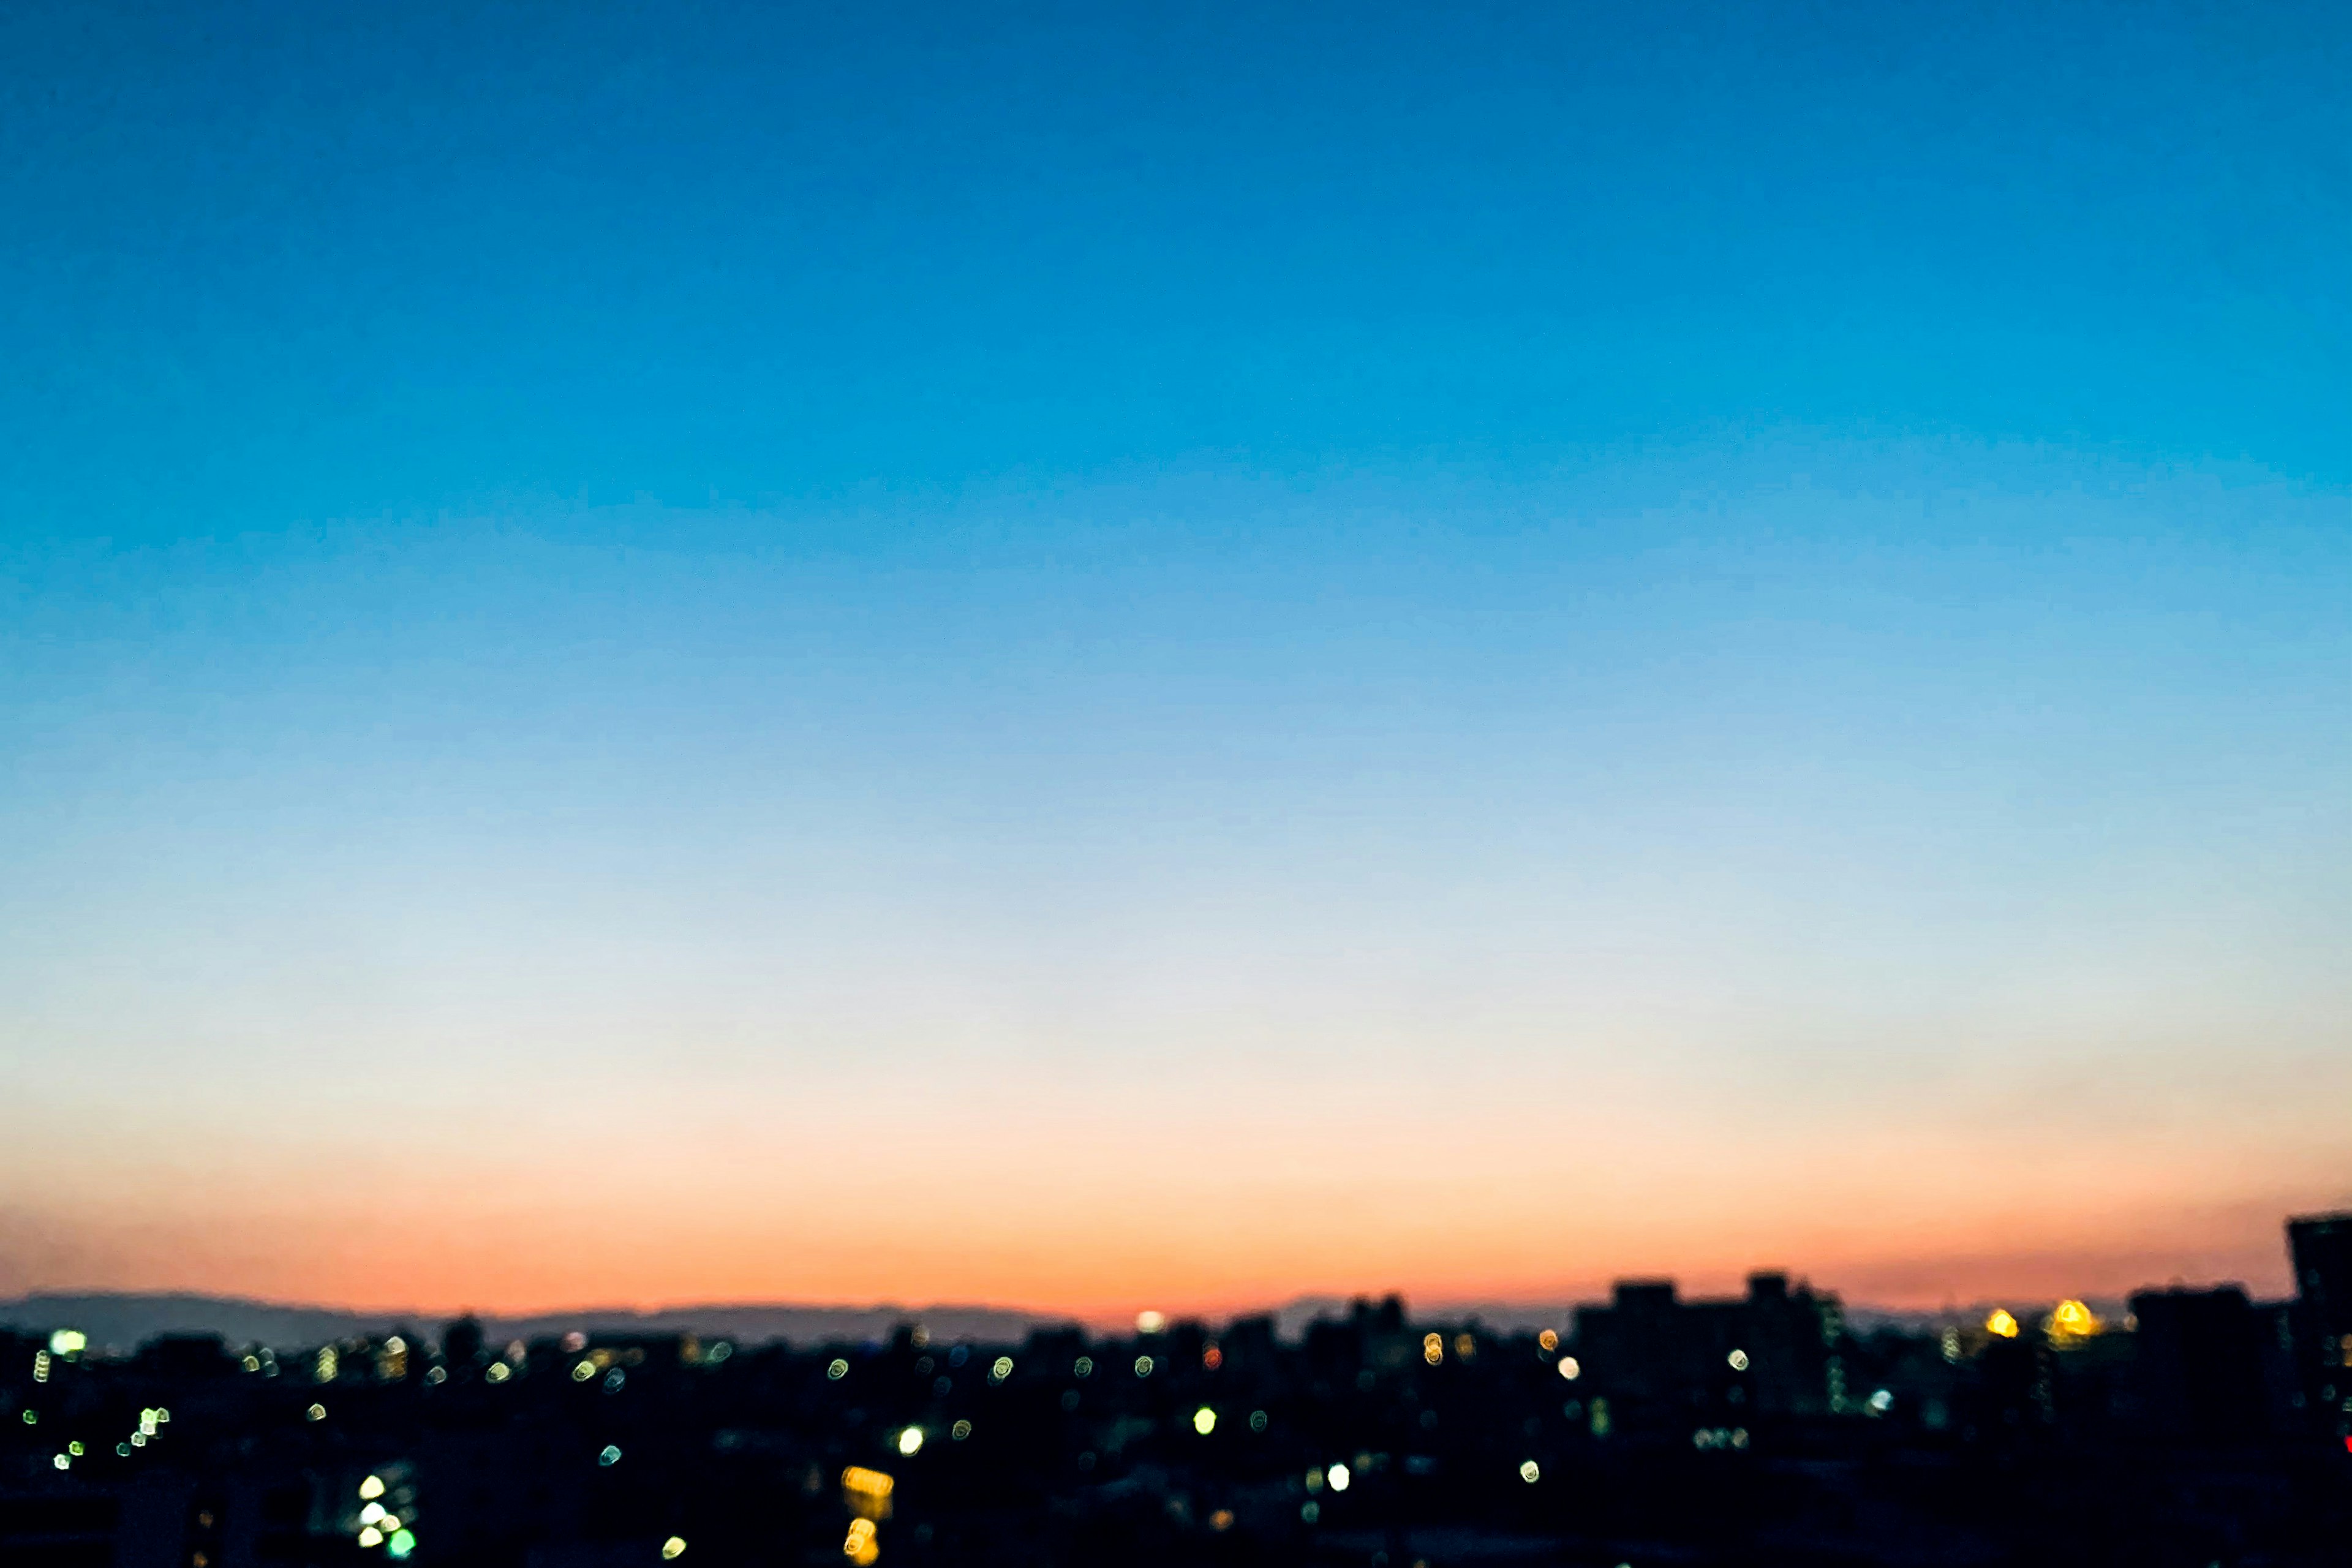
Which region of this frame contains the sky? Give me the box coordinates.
[1,0,2348,1321]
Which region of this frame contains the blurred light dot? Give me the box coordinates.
[1422,1332,1443,1365]
[1136,1311,1166,1333]
[1557,1357,1580,1381]
[1727,1349,1749,1371]
[1328,1463,1351,1492]
[1300,1501,1321,1525]
[1519,1459,1541,1483]
[572,1361,596,1382]
[485,1363,511,1384]
[662,1537,687,1560]
[1985,1309,2020,1340]
[1537,1330,1559,1353]
[1209,1509,1234,1531]
[951,1419,972,1441]
[598,1445,622,1466]
[990,1355,1013,1381]
[1072,1356,1094,1378]
[360,1502,387,1526]
[53,1454,70,1471]
[387,1532,416,1562]
[1133,1355,1155,1378]
[897,1426,924,1455]
[1248,1409,1268,1433]
[1193,1406,1216,1435]
[358,1526,383,1548]
[307,1404,326,1422]
[826,1359,850,1380]
[359,1476,386,1501]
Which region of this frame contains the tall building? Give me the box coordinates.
[2287,1211,2352,1444]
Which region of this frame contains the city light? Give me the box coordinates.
[360,1475,386,1500]
[598,1445,622,1465]
[1423,1332,1443,1365]
[1519,1459,1541,1483]
[843,1518,880,1565]
[827,1359,850,1380]
[989,1355,1014,1381]
[48,1329,85,1357]
[387,1531,416,1561]
[662,1537,687,1559]
[1556,1356,1581,1381]
[1133,1355,1155,1378]
[951,1419,971,1440]
[1193,1406,1216,1434]
[1985,1309,2020,1339]
[1727,1348,1749,1371]
[1327,1463,1351,1492]
[307,1404,327,1421]
[1537,1329,1559,1352]
[897,1426,924,1456]
[1136,1310,1166,1333]
[2046,1300,2102,1343]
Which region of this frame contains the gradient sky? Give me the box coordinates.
[2,0,2348,1321]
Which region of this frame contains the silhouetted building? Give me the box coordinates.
[2289,1210,2352,1446]
[2129,1286,2266,1442]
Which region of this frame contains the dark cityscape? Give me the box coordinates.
[2,1213,2346,1567]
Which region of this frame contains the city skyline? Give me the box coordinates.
[4,1,2350,1322]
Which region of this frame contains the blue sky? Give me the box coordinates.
[1,1,2346,1311]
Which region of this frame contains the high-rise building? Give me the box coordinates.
[2287,1211,2352,1444]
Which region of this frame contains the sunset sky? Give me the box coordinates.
[2,0,2347,1322]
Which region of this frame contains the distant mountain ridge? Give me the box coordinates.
[0,1292,1071,1356]
[0,1290,2082,1357]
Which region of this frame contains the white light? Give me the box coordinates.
[359,1476,386,1501]
[53,1453,70,1470]
[1327,1463,1351,1492]
[307,1403,327,1422]
[1556,1357,1581,1381]
[897,1426,924,1455]
[360,1502,387,1526]
[1519,1459,1541,1483]
[1136,1310,1166,1333]
[1193,1406,1216,1435]
[1727,1349,1750,1371]
[1867,1389,1893,1414]
[358,1526,383,1548]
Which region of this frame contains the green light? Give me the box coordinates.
[387,1529,417,1560]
